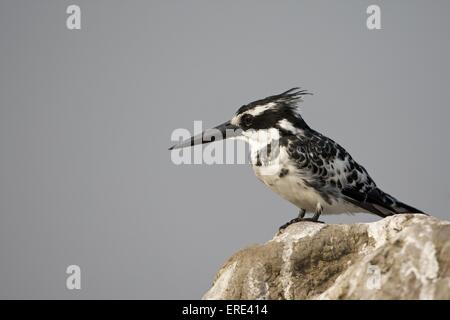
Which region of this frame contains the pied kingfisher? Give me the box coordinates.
[169,88,425,229]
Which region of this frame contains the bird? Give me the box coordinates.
[169,88,425,230]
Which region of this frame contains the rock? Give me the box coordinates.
[203,214,450,300]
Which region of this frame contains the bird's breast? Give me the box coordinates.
[250,146,321,212]
[253,162,321,212]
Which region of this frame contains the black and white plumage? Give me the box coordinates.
[169,88,425,228]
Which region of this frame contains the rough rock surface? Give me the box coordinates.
[203,214,450,300]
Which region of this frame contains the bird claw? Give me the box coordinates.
[278,217,325,232]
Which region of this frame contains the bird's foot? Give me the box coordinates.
[278,217,325,232]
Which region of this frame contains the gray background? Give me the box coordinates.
[0,0,449,299]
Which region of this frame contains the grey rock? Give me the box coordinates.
[203,214,450,300]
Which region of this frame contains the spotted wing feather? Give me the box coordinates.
[282,130,424,217]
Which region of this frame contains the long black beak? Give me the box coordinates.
[169,120,241,150]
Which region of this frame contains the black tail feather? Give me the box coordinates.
[390,200,426,215]
[342,187,426,218]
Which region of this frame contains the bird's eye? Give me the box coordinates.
[241,114,253,127]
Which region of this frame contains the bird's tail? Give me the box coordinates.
[368,188,426,217]
[388,200,425,216]
[343,187,426,218]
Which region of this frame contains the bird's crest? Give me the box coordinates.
[236,87,312,116]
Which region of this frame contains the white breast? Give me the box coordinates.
[251,146,319,212]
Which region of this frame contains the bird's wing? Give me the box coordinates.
[284,131,375,191]
[284,131,386,215]
[284,131,425,216]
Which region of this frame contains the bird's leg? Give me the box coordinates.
[309,206,322,222]
[278,206,324,232]
[298,208,306,219]
[301,204,324,222]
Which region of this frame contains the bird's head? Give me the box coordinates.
[169,87,312,150]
